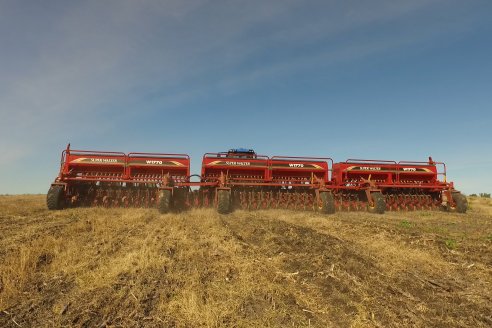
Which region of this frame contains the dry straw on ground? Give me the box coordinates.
[0,195,491,327]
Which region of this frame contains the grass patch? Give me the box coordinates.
[400,220,413,229]
[444,238,458,250]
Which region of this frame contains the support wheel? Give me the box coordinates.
[217,189,231,214]
[47,185,65,210]
[319,192,336,214]
[368,192,385,214]
[158,190,172,214]
[450,192,468,213]
[173,188,188,212]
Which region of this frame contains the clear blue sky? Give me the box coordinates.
[1,0,491,195]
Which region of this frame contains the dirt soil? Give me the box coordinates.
[0,195,491,327]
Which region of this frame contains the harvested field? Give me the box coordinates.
[0,195,491,327]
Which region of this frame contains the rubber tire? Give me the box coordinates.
[319,192,336,214]
[47,185,65,210]
[368,192,385,214]
[158,190,172,214]
[451,192,468,213]
[173,188,187,212]
[217,190,231,214]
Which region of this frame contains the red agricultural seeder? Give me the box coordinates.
[47,145,467,214]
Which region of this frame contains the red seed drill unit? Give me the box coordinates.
[47,145,467,214]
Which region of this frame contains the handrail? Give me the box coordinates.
[270,156,333,169]
[397,160,446,183]
[398,160,435,166]
[345,159,397,165]
[128,152,190,160]
[271,155,333,163]
[202,152,269,160]
[59,150,67,178]
[66,149,127,157]
[62,148,190,181]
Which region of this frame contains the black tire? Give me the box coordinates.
[172,188,187,212]
[47,185,65,210]
[158,190,172,214]
[368,192,385,214]
[319,192,336,214]
[451,192,468,213]
[217,190,231,214]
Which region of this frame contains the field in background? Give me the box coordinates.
[0,195,491,327]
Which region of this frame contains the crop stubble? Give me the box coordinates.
[0,195,491,327]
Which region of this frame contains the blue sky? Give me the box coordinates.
[0,0,491,194]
